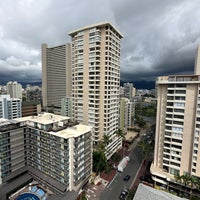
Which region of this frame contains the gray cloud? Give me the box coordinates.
[0,0,200,84]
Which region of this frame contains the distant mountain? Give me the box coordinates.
[120,80,155,90]
[1,80,155,90]
[0,81,42,88]
[20,81,42,88]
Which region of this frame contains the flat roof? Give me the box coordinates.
[68,21,123,38]
[16,112,70,125]
[15,113,92,138]
[50,124,92,139]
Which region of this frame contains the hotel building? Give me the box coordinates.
[69,22,123,158]
[151,46,200,192]
[0,113,92,200]
[42,43,72,113]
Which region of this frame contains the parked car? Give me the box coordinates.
[119,188,129,200]
[123,175,130,181]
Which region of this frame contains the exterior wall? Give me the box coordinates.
[180,84,197,174]
[22,102,41,117]
[0,95,22,119]
[42,43,72,110]
[195,44,200,75]
[0,124,25,184]
[119,98,129,133]
[41,43,47,108]
[124,83,133,100]
[26,128,70,190]
[69,22,123,158]
[6,81,22,99]
[61,97,73,117]
[0,113,92,196]
[151,75,200,186]
[153,84,167,168]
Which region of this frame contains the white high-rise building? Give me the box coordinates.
[69,22,123,158]
[0,95,22,119]
[6,81,22,99]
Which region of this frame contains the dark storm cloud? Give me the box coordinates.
[0,0,200,84]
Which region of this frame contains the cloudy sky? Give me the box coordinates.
[1,0,200,84]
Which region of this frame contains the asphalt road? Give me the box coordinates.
[99,145,144,200]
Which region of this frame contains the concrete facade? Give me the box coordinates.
[69,22,123,158]
[42,43,72,111]
[6,81,22,99]
[0,95,22,119]
[151,54,200,187]
[0,113,92,199]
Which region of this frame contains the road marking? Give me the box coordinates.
[106,172,119,188]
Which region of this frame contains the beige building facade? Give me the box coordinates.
[151,49,200,188]
[42,43,72,111]
[69,22,123,158]
[6,81,22,99]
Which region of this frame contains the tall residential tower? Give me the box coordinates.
[6,81,22,99]
[151,45,200,192]
[69,22,123,158]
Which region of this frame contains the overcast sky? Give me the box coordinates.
[0,0,200,84]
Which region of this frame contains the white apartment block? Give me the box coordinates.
[151,46,200,189]
[0,113,92,199]
[69,22,123,158]
[6,81,22,99]
[0,95,22,119]
[42,43,72,112]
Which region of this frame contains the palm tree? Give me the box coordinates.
[139,140,153,160]
[189,176,197,199]
[102,134,111,147]
[115,128,125,139]
[174,174,182,184]
[94,141,107,174]
[114,128,125,157]
[194,177,200,191]
[174,173,182,195]
[181,174,191,197]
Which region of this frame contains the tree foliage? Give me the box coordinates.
[93,151,107,173]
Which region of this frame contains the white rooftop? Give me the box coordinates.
[50,124,92,139]
[16,113,92,138]
[16,112,70,125]
[133,184,188,200]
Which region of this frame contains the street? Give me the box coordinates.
[99,145,144,200]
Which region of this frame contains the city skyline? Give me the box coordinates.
[1,0,200,83]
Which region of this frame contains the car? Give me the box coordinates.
[123,175,130,181]
[119,188,129,200]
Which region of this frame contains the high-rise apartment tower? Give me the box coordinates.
[151,45,200,190]
[69,22,123,158]
[6,81,22,99]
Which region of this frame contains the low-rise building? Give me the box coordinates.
[22,101,41,117]
[0,113,93,200]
